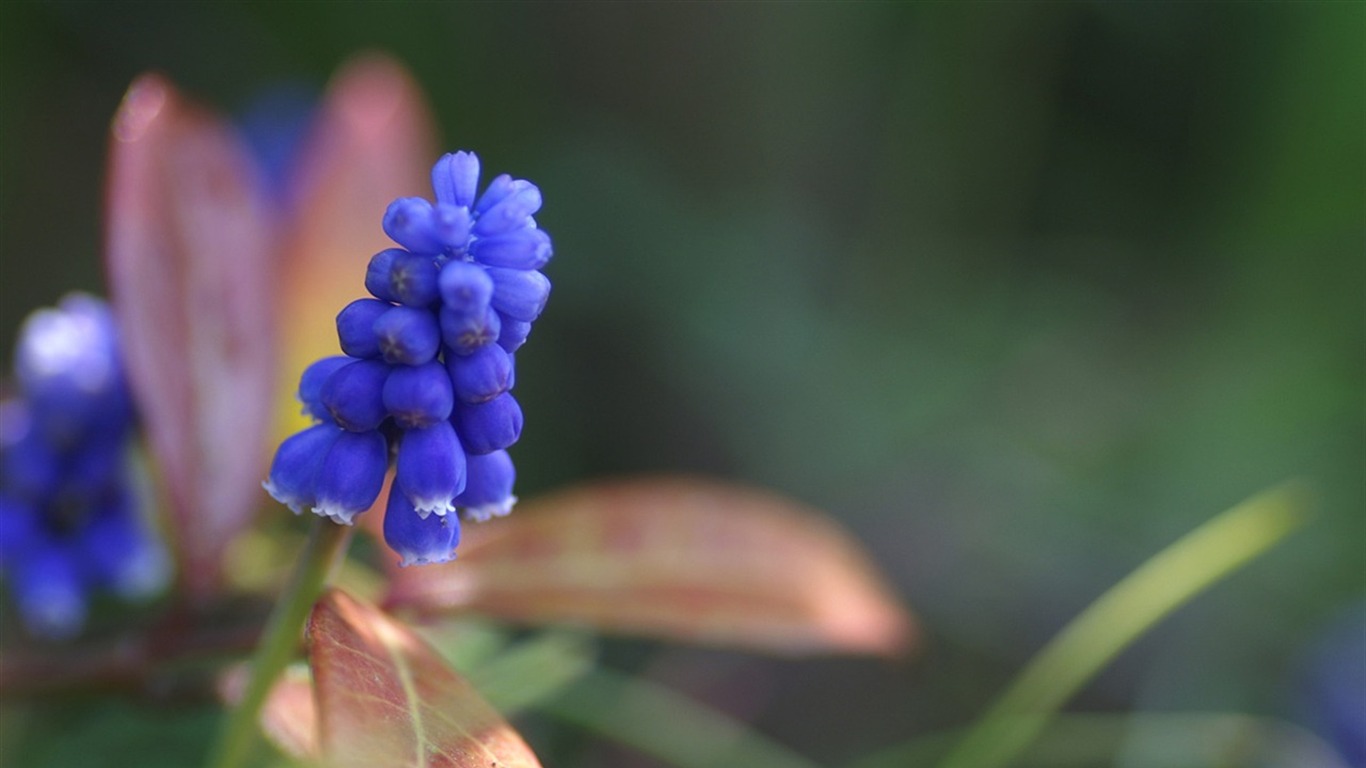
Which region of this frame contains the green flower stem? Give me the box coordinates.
[933,482,1310,768]
[207,516,353,768]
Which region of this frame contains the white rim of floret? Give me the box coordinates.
[263,480,309,516]
[411,496,457,519]
[311,501,360,526]
[462,495,517,523]
[398,547,458,568]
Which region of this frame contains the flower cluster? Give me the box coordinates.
[266,151,551,566]
[0,294,168,638]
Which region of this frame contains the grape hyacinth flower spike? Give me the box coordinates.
[266,150,551,565]
[0,294,169,638]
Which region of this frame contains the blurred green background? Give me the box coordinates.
[1,2,1362,766]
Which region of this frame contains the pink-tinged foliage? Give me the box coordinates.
[105,75,276,598]
[310,589,542,768]
[275,54,436,439]
[384,476,916,657]
[261,667,320,761]
[220,663,319,761]
[101,55,436,595]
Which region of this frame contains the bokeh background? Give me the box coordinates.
[1,2,1362,767]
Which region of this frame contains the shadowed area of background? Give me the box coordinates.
[1,3,1361,766]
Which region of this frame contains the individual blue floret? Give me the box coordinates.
[497,318,533,353]
[312,429,388,525]
[438,260,494,317]
[395,420,465,516]
[297,356,351,422]
[439,306,501,356]
[264,422,343,514]
[335,298,389,359]
[472,182,542,238]
[487,267,551,323]
[365,248,405,303]
[320,358,391,432]
[429,204,474,253]
[456,450,516,522]
[468,228,553,270]
[431,150,480,209]
[472,174,517,216]
[447,344,513,404]
[382,361,454,429]
[386,251,442,307]
[383,197,448,254]
[383,485,460,567]
[374,305,441,366]
[454,392,523,455]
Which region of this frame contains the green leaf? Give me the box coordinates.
[933,482,1312,768]
[2,698,219,768]
[464,630,596,718]
[542,667,823,768]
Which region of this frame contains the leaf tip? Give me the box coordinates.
[328,51,428,142]
[113,73,173,144]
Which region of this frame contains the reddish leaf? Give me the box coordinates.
[385,477,916,657]
[105,74,276,598]
[310,589,542,768]
[262,666,320,761]
[274,53,436,441]
[220,663,320,762]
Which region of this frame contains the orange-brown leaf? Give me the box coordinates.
[310,589,542,768]
[384,477,916,657]
[105,74,276,597]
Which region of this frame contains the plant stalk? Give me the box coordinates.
[206,516,352,768]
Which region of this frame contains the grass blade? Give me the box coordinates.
[934,482,1311,768]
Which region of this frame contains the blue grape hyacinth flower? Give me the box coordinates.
[1299,603,1366,767]
[266,151,549,566]
[0,294,169,638]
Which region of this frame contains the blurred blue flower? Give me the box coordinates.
[0,294,169,638]
[266,151,552,566]
[236,81,319,209]
[1299,602,1366,767]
